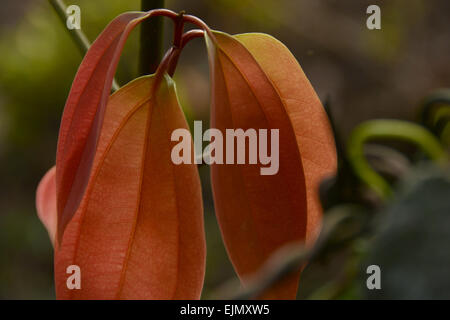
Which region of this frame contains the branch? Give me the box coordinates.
[139,0,165,75]
[48,0,120,91]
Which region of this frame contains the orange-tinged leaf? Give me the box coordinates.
[55,75,205,299]
[235,33,337,243]
[36,166,57,246]
[206,31,336,299]
[56,11,162,244]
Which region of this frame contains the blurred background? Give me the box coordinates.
[0,0,449,299]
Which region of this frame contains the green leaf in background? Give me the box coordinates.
[362,165,450,299]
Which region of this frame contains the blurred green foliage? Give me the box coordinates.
[362,165,450,299]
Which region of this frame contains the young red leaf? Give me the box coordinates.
[206,31,336,299]
[55,11,164,244]
[36,166,57,246]
[55,75,205,299]
[236,33,337,243]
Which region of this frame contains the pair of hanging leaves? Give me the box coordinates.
[36,11,336,299]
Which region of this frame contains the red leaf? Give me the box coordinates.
[56,11,160,244]
[55,75,205,299]
[36,166,57,246]
[206,31,336,299]
[236,33,337,243]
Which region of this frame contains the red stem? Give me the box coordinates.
[145,8,179,21]
[146,10,213,39]
[182,14,216,42]
[142,10,215,77]
[153,46,180,87]
[165,29,205,76]
[173,11,186,48]
[181,29,205,49]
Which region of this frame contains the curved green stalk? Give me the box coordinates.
[347,119,447,200]
[432,105,450,125]
[420,89,450,142]
[433,107,450,144]
[420,89,450,124]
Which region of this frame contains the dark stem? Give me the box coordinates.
[139,0,165,75]
[166,29,204,77]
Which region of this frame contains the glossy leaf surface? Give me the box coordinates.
[55,75,205,299]
[206,31,336,299]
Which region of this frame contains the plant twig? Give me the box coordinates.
[139,0,165,75]
[48,0,120,91]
